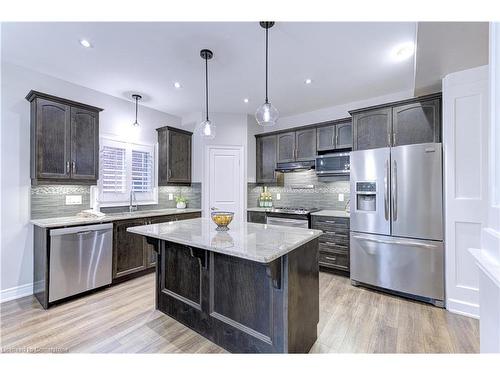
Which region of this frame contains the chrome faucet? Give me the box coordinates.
[129,190,137,213]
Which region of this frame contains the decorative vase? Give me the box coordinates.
[176,202,186,209]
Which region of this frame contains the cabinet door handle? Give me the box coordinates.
[168,169,172,179]
[393,132,397,146]
[387,132,391,146]
[335,133,339,147]
[72,161,76,174]
[66,161,70,174]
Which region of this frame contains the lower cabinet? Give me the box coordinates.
[113,212,201,282]
[311,215,350,275]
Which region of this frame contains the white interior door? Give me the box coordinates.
[206,146,244,222]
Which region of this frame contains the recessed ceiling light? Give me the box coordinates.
[79,39,92,48]
[305,78,312,84]
[174,82,181,89]
[243,98,249,103]
[392,42,415,61]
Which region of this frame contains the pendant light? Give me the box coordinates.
[131,94,142,127]
[255,21,279,127]
[195,49,216,139]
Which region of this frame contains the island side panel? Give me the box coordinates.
[156,240,286,353]
[285,238,320,353]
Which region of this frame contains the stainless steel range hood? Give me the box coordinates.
[275,160,315,173]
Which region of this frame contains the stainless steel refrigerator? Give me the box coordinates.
[350,142,444,306]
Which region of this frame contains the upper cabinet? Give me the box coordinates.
[392,98,441,147]
[350,93,442,151]
[26,91,102,185]
[316,118,352,151]
[277,132,296,163]
[256,134,277,183]
[277,128,316,163]
[157,126,192,185]
[352,108,392,150]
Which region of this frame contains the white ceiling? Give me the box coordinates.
[2,22,417,117]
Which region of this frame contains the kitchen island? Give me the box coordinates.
[127,218,322,353]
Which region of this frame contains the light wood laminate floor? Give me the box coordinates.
[0,272,479,353]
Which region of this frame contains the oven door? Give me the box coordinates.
[266,216,309,229]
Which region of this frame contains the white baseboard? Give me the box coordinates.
[0,283,33,304]
[446,298,480,319]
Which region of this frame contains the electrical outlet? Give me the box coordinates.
[65,195,82,205]
[168,193,174,201]
[276,193,281,200]
[338,193,344,202]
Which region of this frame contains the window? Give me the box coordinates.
[98,138,157,207]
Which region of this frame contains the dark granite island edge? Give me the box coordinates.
[140,231,320,353]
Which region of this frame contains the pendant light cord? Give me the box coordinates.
[135,96,138,123]
[205,55,209,121]
[265,25,269,104]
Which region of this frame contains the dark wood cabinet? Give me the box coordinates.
[277,132,296,163]
[70,107,99,180]
[113,219,147,279]
[352,107,392,151]
[316,118,352,151]
[112,212,201,282]
[311,215,350,275]
[26,91,102,185]
[157,126,192,185]
[316,124,336,151]
[336,120,353,149]
[277,128,316,163]
[247,211,267,224]
[392,98,441,146]
[295,128,317,161]
[350,93,442,151]
[256,134,277,183]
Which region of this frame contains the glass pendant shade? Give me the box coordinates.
[255,102,279,127]
[196,119,216,140]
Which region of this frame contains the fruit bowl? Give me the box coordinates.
[210,211,234,231]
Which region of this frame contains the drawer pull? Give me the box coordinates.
[324,256,337,261]
[323,242,337,246]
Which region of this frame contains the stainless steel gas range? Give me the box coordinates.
[265,207,319,229]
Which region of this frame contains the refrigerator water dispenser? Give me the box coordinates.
[356,182,377,212]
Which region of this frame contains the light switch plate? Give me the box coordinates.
[65,195,82,205]
[168,193,174,201]
[338,193,345,202]
[276,193,281,200]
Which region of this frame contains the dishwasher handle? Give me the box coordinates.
[50,223,113,236]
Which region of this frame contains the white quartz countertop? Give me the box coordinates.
[30,208,202,228]
[311,210,350,218]
[127,217,322,263]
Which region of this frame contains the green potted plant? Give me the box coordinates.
[175,195,188,209]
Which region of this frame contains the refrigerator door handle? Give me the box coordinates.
[351,235,436,248]
[384,159,390,221]
[392,159,398,221]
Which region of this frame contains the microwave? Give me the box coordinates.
[315,152,350,176]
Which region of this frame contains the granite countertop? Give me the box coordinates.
[311,210,350,218]
[30,208,202,228]
[127,217,322,263]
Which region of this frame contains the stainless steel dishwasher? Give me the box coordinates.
[49,223,113,302]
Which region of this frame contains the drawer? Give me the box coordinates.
[319,251,349,270]
[312,218,349,233]
[313,216,349,226]
[319,241,349,254]
[319,232,349,245]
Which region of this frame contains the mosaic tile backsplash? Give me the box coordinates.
[248,170,350,211]
[31,183,202,219]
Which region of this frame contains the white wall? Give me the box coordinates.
[0,62,181,300]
